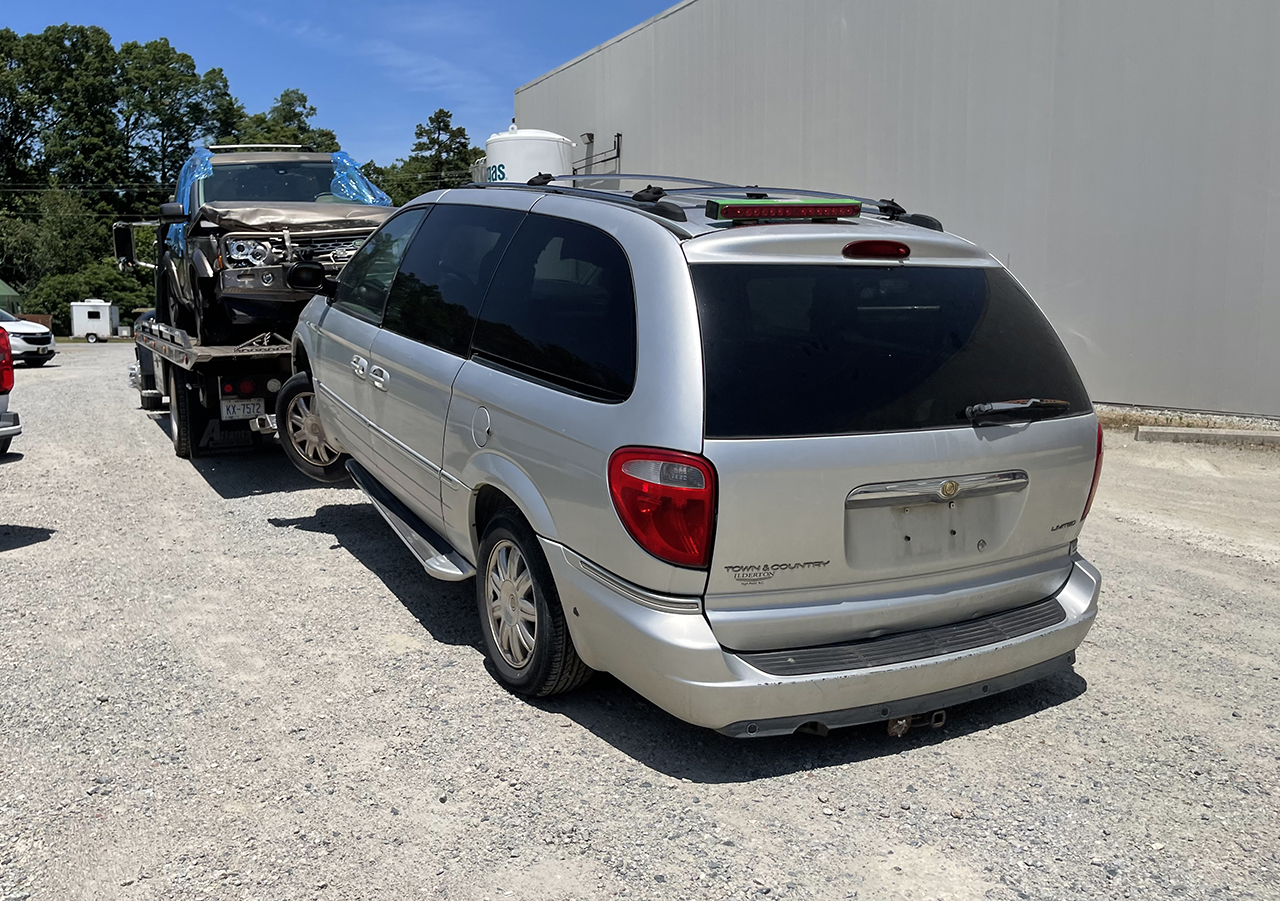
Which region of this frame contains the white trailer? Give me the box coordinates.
[70,300,119,343]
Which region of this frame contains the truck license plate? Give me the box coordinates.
[220,398,265,421]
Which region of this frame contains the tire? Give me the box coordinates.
[26,358,49,367]
[476,510,593,697]
[85,333,99,344]
[168,367,193,458]
[275,371,348,482]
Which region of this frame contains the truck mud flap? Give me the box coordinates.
[197,418,259,454]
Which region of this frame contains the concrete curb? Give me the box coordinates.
[1134,426,1280,447]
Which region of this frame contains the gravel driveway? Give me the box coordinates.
[1,344,1276,901]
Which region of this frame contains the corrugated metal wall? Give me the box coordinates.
[515,0,1280,416]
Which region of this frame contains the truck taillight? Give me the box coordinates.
[1081,421,1104,521]
[608,447,717,568]
[0,329,13,394]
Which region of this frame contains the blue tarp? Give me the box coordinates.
[176,147,215,214]
[167,147,214,255]
[330,151,392,206]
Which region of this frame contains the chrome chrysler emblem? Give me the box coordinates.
[939,480,960,499]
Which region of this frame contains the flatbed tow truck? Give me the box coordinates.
[117,143,393,459]
[117,217,294,459]
[131,318,290,458]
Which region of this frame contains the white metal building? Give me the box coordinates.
[515,0,1280,417]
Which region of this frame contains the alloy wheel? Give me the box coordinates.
[485,539,538,669]
[285,391,337,465]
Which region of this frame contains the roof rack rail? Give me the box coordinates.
[460,176,942,230]
[552,173,737,188]
[208,144,312,152]
[460,180,690,224]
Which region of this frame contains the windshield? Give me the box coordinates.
[0,309,18,322]
[200,162,358,204]
[690,264,1091,439]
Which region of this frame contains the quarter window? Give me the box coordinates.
[382,205,525,355]
[332,208,426,322]
[472,214,637,402]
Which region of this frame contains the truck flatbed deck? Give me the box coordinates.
[135,320,291,369]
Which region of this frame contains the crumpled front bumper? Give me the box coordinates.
[544,539,1100,737]
[219,266,315,300]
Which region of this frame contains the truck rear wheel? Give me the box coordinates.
[276,372,348,482]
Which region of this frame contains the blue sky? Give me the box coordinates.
[4,0,675,166]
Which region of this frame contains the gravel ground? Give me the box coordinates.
[1,344,1276,901]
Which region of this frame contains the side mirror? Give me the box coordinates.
[113,224,137,268]
[285,261,339,298]
[159,202,187,224]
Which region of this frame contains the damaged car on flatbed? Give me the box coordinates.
[156,145,395,345]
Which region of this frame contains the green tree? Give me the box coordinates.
[0,189,107,292]
[237,89,339,152]
[364,109,481,205]
[0,29,46,203]
[117,38,205,187]
[412,108,479,185]
[198,68,244,147]
[21,25,129,200]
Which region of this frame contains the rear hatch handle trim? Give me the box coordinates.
[846,470,1028,509]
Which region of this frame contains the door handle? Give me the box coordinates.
[370,366,389,391]
[351,355,368,378]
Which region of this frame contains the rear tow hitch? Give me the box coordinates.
[887,709,947,737]
[249,413,277,436]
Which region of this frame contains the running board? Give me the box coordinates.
[346,460,475,582]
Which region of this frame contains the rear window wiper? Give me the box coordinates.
[965,398,1071,426]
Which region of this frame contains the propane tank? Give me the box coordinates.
[477,124,575,185]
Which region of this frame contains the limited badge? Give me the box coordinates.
[939,480,960,499]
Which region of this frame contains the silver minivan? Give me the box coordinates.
[278,180,1103,737]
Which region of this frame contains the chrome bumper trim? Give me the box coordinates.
[557,544,702,614]
[846,470,1028,508]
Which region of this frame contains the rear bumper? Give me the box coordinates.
[544,540,1100,736]
[0,411,20,439]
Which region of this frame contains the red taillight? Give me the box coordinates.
[222,383,234,394]
[608,447,717,568]
[1081,421,1104,521]
[843,240,910,260]
[0,329,13,394]
[237,378,256,396]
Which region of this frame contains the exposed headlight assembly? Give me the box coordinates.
[227,239,272,266]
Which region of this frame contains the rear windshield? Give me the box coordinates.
[690,264,1090,439]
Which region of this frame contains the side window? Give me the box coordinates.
[331,207,427,322]
[382,204,525,355]
[472,214,637,402]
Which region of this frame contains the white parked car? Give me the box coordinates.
[0,309,57,366]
